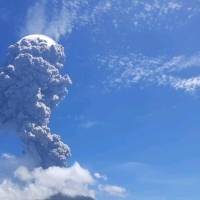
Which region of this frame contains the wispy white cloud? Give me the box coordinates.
[89,0,200,30]
[1,153,15,160]
[80,120,100,129]
[66,115,101,129]
[98,184,127,198]
[99,52,200,93]
[94,173,107,181]
[22,0,89,40]
[23,0,46,36]
[22,0,200,40]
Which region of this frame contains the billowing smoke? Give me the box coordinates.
[0,34,71,168]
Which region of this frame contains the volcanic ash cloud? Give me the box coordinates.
[0,34,71,168]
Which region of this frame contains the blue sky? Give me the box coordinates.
[1,0,200,199]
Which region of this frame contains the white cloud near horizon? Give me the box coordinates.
[0,154,127,200]
[0,154,95,200]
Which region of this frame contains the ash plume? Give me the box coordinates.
[0,34,71,168]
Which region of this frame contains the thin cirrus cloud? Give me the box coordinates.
[21,0,200,95]
[80,121,100,129]
[21,0,200,41]
[98,184,127,198]
[91,0,200,30]
[98,53,200,93]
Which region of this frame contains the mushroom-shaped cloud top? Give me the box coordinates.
[19,34,57,46]
[8,34,65,69]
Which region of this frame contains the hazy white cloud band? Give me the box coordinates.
[0,154,127,200]
[0,156,95,200]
